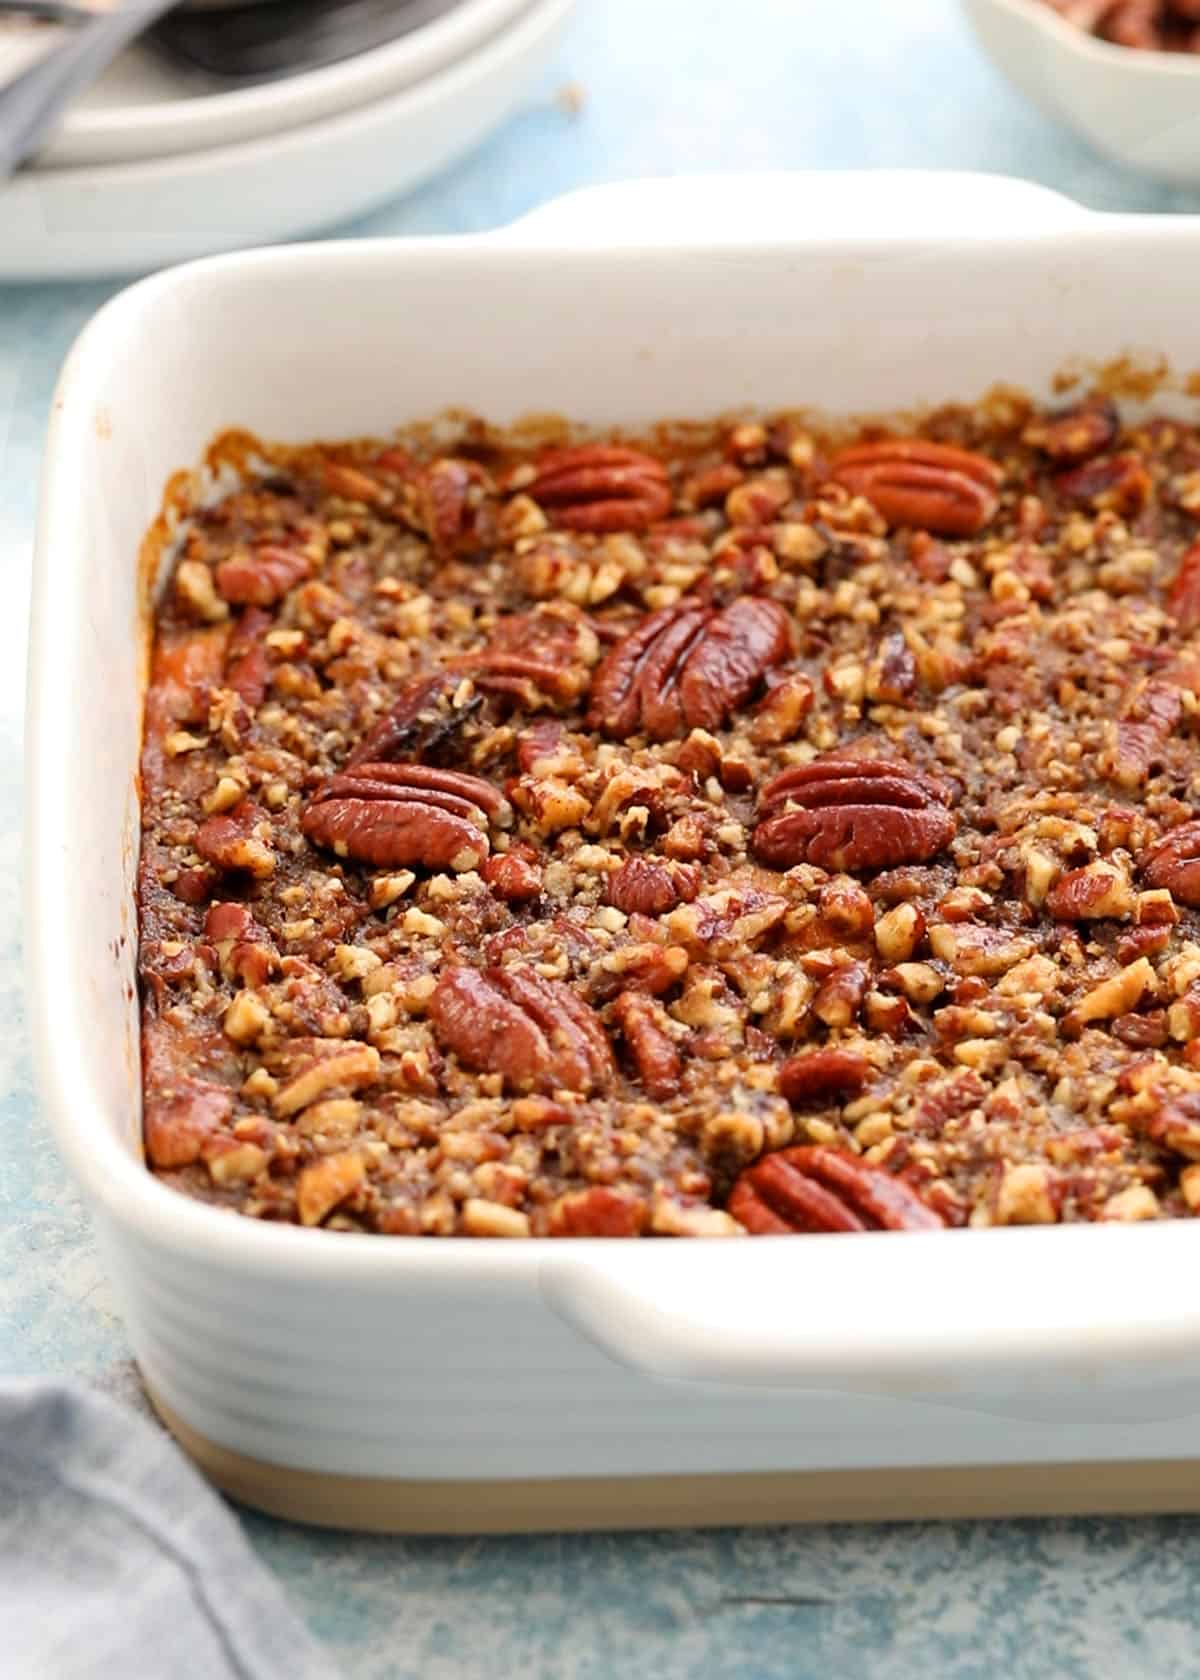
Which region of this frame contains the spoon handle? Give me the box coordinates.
[0,0,176,176]
[0,1,93,20]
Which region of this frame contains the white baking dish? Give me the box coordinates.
[963,0,1200,184]
[28,173,1200,1529]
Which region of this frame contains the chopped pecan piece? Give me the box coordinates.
[194,802,275,878]
[588,597,792,740]
[302,763,510,872]
[322,461,392,506]
[1053,452,1151,517]
[455,608,597,708]
[296,1152,366,1227]
[1132,1090,1200,1161]
[482,846,543,903]
[729,1146,944,1234]
[1167,540,1200,633]
[778,1048,870,1107]
[547,1186,651,1236]
[1140,820,1200,907]
[520,445,671,532]
[348,671,478,769]
[429,965,614,1093]
[605,855,702,916]
[751,673,815,744]
[1045,863,1135,921]
[828,439,1000,537]
[416,457,489,552]
[752,755,957,873]
[610,991,682,1099]
[515,718,567,775]
[204,901,278,987]
[1023,398,1118,465]
[866,632,918,704]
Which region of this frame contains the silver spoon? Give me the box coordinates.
[0,0,179,176]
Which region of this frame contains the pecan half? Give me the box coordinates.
[828,439,1000,537]
[779,1047,870,1107]
[1105,669,1192,789]
[302,763,510,872]
[224,607,272,710]
[215,544,310,607]
[606,855,702,916]
[588,597,792,741]
[347,671,478,769]
[1167,540,1200,633]
[752,755,957,873]
[415,457,489,552]
[1140,820,1200,907]
[728,1146,944,1234]
[520,445,671,532]
[610,991,682,1099]
[1023,398,1118,465]
[429,965,614,1093]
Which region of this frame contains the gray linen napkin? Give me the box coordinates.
[0,1377,337,1680]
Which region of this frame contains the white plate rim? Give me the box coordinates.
[0,0,573,277]
[21,0,537,167]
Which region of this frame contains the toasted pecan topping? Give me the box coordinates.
[138,397,1200,1237]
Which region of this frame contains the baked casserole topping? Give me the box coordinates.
[138,397,1200,1235]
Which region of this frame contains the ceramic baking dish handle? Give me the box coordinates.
[498,171,1094,245]
[540,1228,1200,1401]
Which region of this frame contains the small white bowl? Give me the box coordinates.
[962,0,1200,184]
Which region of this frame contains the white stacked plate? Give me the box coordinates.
[0,0,573,278]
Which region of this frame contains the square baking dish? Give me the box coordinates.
[28,173,1200,1531]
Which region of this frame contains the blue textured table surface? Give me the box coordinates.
[7,1,1200,1675]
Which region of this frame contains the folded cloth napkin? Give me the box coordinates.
[0,1377,337,1680]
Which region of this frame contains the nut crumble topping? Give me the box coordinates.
[138,398,1200,1235]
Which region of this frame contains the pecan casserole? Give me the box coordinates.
[139,397,1200,1236]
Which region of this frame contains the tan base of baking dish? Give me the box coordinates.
[148,1387,1200,1532]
